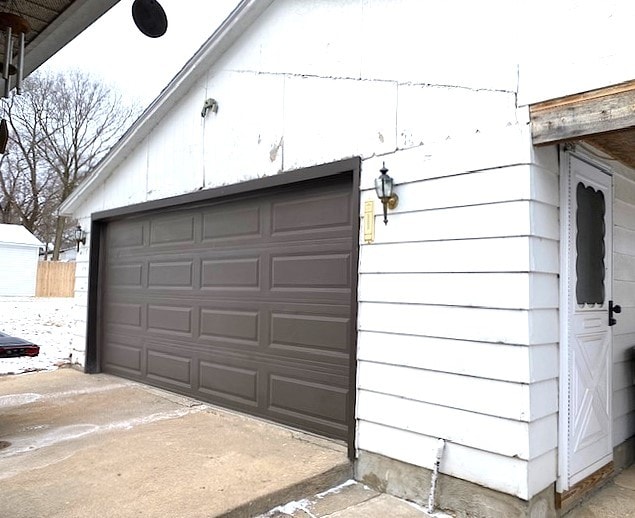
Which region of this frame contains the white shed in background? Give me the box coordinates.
[0,224,43,297]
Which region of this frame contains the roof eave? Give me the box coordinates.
[25,0,121,77]
[58,0,274,217]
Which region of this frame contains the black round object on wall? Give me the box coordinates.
[132,0,168,38]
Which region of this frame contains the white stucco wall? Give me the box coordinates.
[67,0,634,502]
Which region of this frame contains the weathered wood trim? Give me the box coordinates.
[530,80,635,145]
[555,461,614,512]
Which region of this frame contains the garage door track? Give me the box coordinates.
[0,369,350,518]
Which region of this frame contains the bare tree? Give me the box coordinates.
[0,69,139,258]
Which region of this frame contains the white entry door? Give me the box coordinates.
[562,153,614,488]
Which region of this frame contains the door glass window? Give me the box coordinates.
[576,182,606,305]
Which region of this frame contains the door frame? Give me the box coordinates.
[558,145,614,492]
[83,157,361,460]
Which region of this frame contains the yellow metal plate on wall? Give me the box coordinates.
[364,200,375,243]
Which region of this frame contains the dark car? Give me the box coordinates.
[0,331,40,358]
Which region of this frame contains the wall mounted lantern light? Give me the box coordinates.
[74,225,86,252]
[375,162,399,225]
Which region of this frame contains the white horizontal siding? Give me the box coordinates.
[615,253,635,282]
[358,333,558,383]
[360,124,531,190]
[356,137,560,500]
[359,272,557,309]
[360,165,558,214]
[359,236,559,274]
[356,420,556,500]
[0,244,39,297]
[68,217,90,366]
[614,280,635,307]
[611,166,635,448]
[359,303,558,346]
[359,200,559,244]
[357,390,556,460]
[358,362,557,422]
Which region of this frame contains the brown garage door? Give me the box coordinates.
[100,175,355,440]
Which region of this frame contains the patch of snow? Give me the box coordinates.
[406,499,453,517]
[315,478,357,499]
[0,296,77,376]
[258,480,361,518]
[258,497,316,517]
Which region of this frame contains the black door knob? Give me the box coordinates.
[609,300,621,326]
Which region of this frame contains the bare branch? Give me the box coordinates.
[0,69,140,257]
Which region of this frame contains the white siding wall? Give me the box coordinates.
[356,134,560,500]
[612,164,635,447]
[0,245,40,297]
[70,0,565,500]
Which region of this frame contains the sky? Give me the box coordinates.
[44,0,239,108]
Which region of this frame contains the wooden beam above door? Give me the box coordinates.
[530,80,635,145]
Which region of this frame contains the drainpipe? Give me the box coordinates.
[427,438,446,514]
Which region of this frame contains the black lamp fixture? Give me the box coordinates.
[74,225,86,252]
[375,162,399,225]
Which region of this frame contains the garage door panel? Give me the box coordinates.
[271,253,350,289]
[271,192,352,235]
[200,308,260,344]
[108,220,145,248]
[105,302,143,328]
[199,360,259,406]
[269,312,350,356]
[101,175,355,440]
[147,305,193,336]
[268,374,347,422]
[149,214,196,245]
[107,263,144,288]
[102,339,142,374]
[148,260,194,289]
[201,257,260,289]
[147,350,192,388]
[265,365,349,438]
[202,205,262,241]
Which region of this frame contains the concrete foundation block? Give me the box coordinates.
[355,450,557,518]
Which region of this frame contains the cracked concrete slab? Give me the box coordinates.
[0,369,350,518]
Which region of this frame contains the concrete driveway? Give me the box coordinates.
[0,369,350,518]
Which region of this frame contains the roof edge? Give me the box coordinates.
[26,0,120,77]
[59,0,274,217]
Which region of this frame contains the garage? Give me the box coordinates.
[93,168,357,441]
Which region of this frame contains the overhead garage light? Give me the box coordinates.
[375,162,399,225]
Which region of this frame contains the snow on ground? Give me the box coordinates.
[0,297,77,376]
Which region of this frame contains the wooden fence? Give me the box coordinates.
[36,261,76,297]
